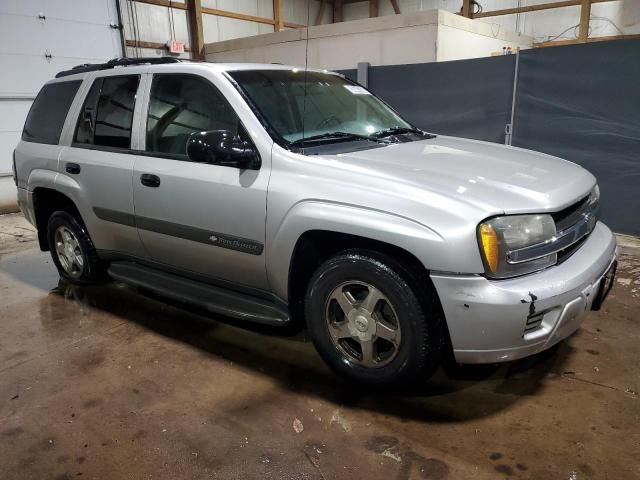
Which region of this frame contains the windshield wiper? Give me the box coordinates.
[372,126,433,138]
[288,131,380,148]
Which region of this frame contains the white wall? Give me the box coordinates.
[120,0,331,58]
[343,0,639,43]
[206,9,531,69]
[283,0,332,25]
[0,0,122,213]
[203,0,289,44]
[121,0,190,53]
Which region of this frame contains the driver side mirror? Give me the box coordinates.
[186,130,260,170]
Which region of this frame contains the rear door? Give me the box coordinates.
[58,73,146,257]
[132,72,270,291]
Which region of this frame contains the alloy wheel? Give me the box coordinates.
[325,281,401,368]
[54,226,85,279]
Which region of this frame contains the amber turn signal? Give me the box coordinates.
[479,223,499,272]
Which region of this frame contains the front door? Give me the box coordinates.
[132,73,270,291]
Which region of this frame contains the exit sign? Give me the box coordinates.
[167,39,184,54]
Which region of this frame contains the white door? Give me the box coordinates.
[0,0,122,212]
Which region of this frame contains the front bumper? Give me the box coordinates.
[431,222,617,364]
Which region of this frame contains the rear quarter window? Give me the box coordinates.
[22,80,82,145]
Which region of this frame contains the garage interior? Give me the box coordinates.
[1,1,639,479]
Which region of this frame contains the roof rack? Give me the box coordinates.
[55,57,192,78]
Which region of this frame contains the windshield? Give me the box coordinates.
[227,69,414,146]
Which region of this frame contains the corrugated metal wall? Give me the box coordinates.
[351,39,640,235]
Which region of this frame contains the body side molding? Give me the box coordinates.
[93,207,264,255]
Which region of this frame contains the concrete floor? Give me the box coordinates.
[1,213,639,480]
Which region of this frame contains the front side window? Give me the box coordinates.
[146,74,241,157]
[75,75,140,149]
[227,69,414,146]
[22,80,82,145]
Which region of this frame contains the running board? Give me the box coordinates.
[108,262,290,326]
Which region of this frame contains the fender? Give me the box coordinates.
[266,200,485,300]
[53,171,97,230]
[27,168,58,191]
[30,169,94,237]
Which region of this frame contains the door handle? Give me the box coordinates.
[140,173,160,188]
[65,162,81,174]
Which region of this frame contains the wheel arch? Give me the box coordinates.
[267,201,445,302]
[32,187,82,251]
[287,229,438,319]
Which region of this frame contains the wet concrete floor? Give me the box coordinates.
[0,213,639,479]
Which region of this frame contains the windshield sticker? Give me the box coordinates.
[344,85,371,95]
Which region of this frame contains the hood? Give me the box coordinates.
[320,135,595,216]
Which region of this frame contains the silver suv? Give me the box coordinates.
[14,58,617,386]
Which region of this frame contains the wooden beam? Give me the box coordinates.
[187,0,204,59]
[334,0,343,23]
[578,0,591,43]
[283,21,306,29]
[473,1,578,18]
[202,6,272,25]
[131,0,302,29]
[315,0,326,25]
[126,39,192,52]
[534,33,640,47]
[461,0,472,18]
[389,0,400,14]
[369,0,379,18]
[273,0,284,31]
[471,0,616,19]
[133,0,187,10]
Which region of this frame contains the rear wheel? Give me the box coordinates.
[305,250,444,387]
[47,211,106,284]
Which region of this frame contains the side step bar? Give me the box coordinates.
[108,262,290,326]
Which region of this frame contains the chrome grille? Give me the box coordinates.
[557,235,588,264]
[552,194,590,232]
[553,191,599,263]
[506,189,599,266]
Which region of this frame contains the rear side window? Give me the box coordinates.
[75,75,140,149]
[146,74,240,156]
[22,81,81,145]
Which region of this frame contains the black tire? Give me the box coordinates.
[305,250,445,387]
[47,211,107,284]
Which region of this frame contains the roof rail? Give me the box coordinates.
[55,57,192,78]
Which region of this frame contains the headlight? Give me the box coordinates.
[589,184,600,212]
[478,214,557,279]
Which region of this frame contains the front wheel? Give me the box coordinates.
[305,250,444,387]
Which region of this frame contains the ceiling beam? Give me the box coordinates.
[461,0,472,18]
[126,39,192,52]
[315,0,327,25]
[273,0,284,31]
[202,6,272,25]
[369,0,379,18]
[186,0,204,59]
[578,0,591,42]
[131,0,302,29]
[534,33,640,47]
[132,0,187,10]
[334,0,343,23]
[471,0,616,19]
